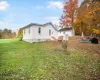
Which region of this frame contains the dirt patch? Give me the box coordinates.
[44,39,100,56]
[68,40,100,55]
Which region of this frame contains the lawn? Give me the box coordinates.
[0,39,100,80]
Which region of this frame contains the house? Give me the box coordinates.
[22,22,58,43]
[58,27,74,41]
[58,27,74,36]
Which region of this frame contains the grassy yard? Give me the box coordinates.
[0,39,100,80]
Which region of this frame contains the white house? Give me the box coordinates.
[22,22,58,43]
[58,27,74,41]
[58,27,74,36]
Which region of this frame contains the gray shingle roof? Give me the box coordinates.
[22,22,58,31]
[59,27,72,31]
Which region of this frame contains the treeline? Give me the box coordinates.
[0,28,16,39]
[61,0,100,36]
[74,0,100,36]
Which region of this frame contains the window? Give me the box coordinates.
[38,27,41,34]
[49,30,51,35]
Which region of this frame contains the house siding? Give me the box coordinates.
[22,24,58,43]
[58,30,73,37]
[23,26,34,43]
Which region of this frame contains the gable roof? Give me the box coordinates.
[45,22,59,31]
[22,22,58,31]
[59,27,72,31]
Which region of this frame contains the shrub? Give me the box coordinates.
[19,37,22,41]
[62,41,68,50]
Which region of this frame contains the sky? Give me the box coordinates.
[0,0,83,31]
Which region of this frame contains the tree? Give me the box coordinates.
[17,28,23,38]
[61,0,78,36]
[74,0,100,36]
[0,29,16,39]
[61,0,78,27]
[0,30,2,39]
[2,29,12,38]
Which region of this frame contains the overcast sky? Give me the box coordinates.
[0,0,83,31]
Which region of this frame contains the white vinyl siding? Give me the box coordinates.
[23,24,58,42]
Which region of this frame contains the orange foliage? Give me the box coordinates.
[61,0,78,28]
[18,28,23,38]
[74,0,100,35]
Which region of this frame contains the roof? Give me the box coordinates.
[59,27,72,31]
[22,22,58,31]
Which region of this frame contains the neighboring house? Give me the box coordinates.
[58,27,73,36]
[58,27,74,41]
[22,22,58,43]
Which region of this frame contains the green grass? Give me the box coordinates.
[0,39,100,80]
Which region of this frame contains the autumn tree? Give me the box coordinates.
[2,29,11,38]
[61,0,78,35]
[17,28,23,38]
[74,0,100,36]
[0,30,2,39]
[74,0,91,35]
[0,29,16,39]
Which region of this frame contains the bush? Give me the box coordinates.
[62,41,68,50]
[19,37,22,41]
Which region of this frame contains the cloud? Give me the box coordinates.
[47,1,63,9]
[45,16,60,25]
[33,1,63,9]
[0,1,9,11]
